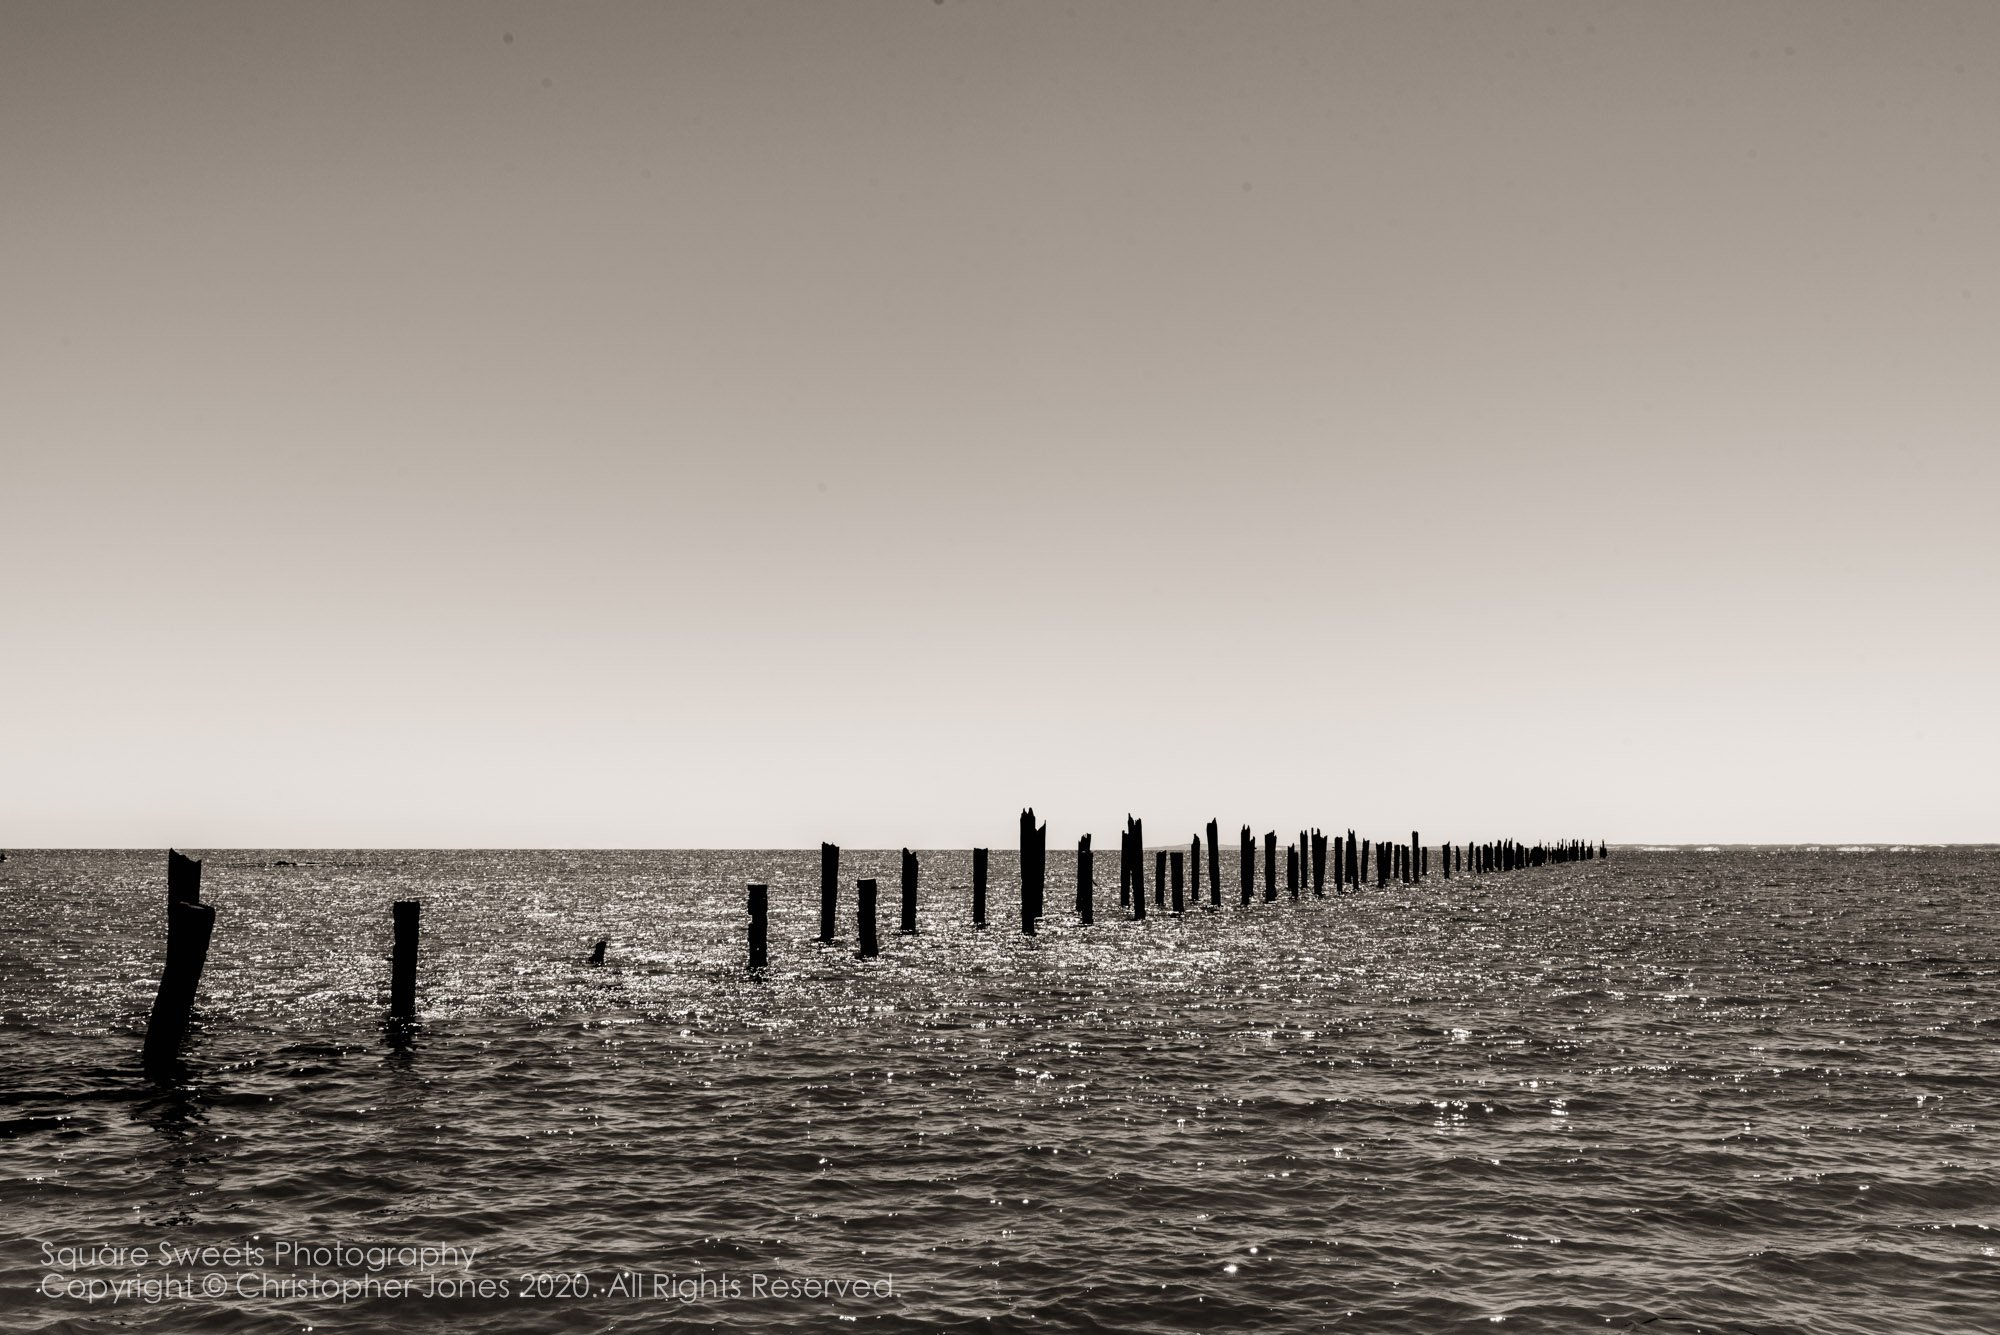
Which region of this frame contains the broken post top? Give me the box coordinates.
[168,849,202,909]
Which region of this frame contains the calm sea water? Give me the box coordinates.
[3,848,1998,1333]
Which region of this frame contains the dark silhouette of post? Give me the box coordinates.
[747,884,768,968]
[1154,850,1167,909]
[1076,834,1093,925]
[1021,809,1046,934]
[1170,851,1184,915]
[819,842,840,944]
[900,849,919,934]
[1119,821,1132,908]
[1347,830,1359,892]
[143,851,214,1072]
[1263,831,1277,902]
[1239,825,1254,906]
[1412,831,1421,882]
[168,848,201,911]
[857,879,879,958]
[1311,829,1326,897]
[1286,844,1299,900]
[1189,834,1201,903]
[1206,819,1220,903]
[973,847,988,928]
[589,938,607,966]
[390,900,419,1022]
[1131,847,1148,919]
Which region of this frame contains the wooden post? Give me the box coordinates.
[142,857,214,1072]
[1347,829,1358,891]
[1154,850,1167,909]
[973,847,988,928]
[819,842,840,944]
[900,849,918,934]
[1333,834,1343,892]
[1412,831,1421,882]
[1239,825,1254,906]
[1170,850,1184,915]
[168,848,201,911]
[1286,843,1299,900]
[1206,819,1220,904]
[748,883,768,968]
[1263,831,1277,902]
[1189,834,1201,903]
[589,938,607,965]
[1132,848,1147,919]
[1377,843,1389,889]
[1077,833,1093,925]
[390,900,419,1022]
[1119,821,1132,908]
[1020,808,1040,935]
[857,879,879,958]
[1311,829,1326,897]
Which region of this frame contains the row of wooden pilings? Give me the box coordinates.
[140,825,1606,1070]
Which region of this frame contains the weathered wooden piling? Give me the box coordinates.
[1206,819,1221,902]
[857,879,879,957]
[1311,829,1326,897]
[819,842,840,944]
[1286,843,1299,900]
[748,884,768,968]
[1021,808,1046,935]
[390,900,420,1022]
[1239,825,1254,906]
[1189,834,1202,903]
[1154,850,1167,909]
[168,848,201,910]
[1377,844,1390,889]
[1347,829,1359,891]
[143,852,214,1071]
[900,849,919,934]
[973,847,988,928]
[1077,834,1093,925]
[1412,832,1422,882]
[589,938,607,966]
[1263,831,1277,902]
[1170,850,1185,915]
[1123,820,1137,907]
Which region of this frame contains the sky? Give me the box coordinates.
[3,0,1996,847]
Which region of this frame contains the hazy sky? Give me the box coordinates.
[4,1,1996,846]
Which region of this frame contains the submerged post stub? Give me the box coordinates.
[389,900,420,1023]
[589,938,607,966]
[747,883,768,970]
[142,857,215,1073]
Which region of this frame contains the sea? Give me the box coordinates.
[3,847,1997,1333]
